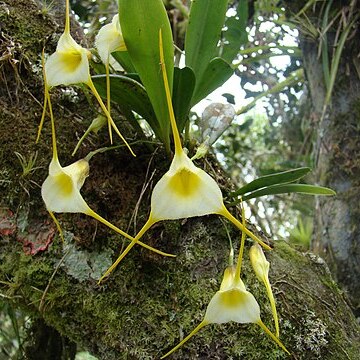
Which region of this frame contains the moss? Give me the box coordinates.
[2,203,360,360]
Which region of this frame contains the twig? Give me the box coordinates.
[39,249,70,313]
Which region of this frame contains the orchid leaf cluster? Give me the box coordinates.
[230,167,335,203]
[36,0,337,357]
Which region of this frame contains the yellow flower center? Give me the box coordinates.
[58,50,82,73]
[220,289,246,309]
[169,168,200,197]
[54,173,73,197]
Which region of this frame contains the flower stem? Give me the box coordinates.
[264,279,280,338]
[105,58,113,143]
[235,202,246,280]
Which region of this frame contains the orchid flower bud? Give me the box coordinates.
[250,243,279,338]
[72,115,107,156]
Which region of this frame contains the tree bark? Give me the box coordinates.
[293,1,360,315]
[0,1,359,359]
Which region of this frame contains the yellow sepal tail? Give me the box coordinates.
[105,57,113,143]
[219,205,271,251]
[264,278,280,338]
[48,210,64,242]
[97,216,176,284]
[257,320,290,355]
[159,29,182,155]
[86,79,135,157]
[161,321,207,359]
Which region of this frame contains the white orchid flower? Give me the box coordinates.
[95,14,126,67]
[161,266,289,358]
[98,29,271,282]
[37,0,134,155]
[93,13,127,142]
[250,243,279,337]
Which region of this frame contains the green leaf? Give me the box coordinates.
[173,67,196,133]
[221,0,248,63]
[111,51,136,73]
[92,74,162,139]
[241,184,336,201]
[185,0,228,95]
[119,0,174,152]
[231,167,311,197]
[191,57,233,106]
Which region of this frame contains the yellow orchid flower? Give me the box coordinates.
[250,243,279,338]
[37,0,134,155]
[161,266,290,358]
[41,74,174,261]
[98,29,271,282]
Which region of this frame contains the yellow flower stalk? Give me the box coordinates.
[250,243,280,338]
[98,29,271,282]
[38,0,134,156]
[93,14,126,144]
[161,266,290,358]
[41,72,173,260]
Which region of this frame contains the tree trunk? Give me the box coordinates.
[296,2,360,316]
[0,1,359,359]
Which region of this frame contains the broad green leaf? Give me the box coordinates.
[119,0,174,152]
[173,67,196,132]
[111,51,136,73]
[191,58,233,106]
[241,184,336,201]
[221,0,248,63]
[92,74,162,140]
[185,0,228,95]
[231,167,311,197]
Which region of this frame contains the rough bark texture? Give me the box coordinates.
[0,1,359,359]
[294,2,360,315]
